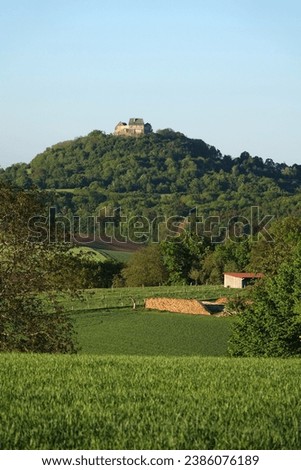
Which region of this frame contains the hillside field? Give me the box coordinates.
[0,354,300,450]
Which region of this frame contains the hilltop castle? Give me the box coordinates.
[114,118,152,136]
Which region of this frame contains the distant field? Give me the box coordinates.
[77,239,134,263]
[71,244,132,263]
[1,354,300,450]
[65,285,241,356]
[73,308,233,356]
[65,285,241,312]
[70,246,108,262]
[95,248,132,263]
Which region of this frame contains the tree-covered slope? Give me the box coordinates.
[28,130,223,191]
[1,129,301,218]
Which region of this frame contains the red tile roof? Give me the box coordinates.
[224,272,264,279]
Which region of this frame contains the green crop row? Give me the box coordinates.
[0,354,300,450]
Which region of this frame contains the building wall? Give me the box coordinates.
[114,120,152,136]
[114,124,129,135]
[224,274,243,289]
[128,124,144,135]
[115,124,144,136]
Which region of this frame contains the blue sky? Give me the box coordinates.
[0,0,300,168]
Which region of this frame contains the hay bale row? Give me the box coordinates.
[145,297,211,315]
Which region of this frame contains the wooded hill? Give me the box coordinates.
[1,129,301,219]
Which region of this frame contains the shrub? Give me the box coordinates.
[228,245,301,357]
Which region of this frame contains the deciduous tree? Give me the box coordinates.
[122,244,168,287]
[0,187,78,353]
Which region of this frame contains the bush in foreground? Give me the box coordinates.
[228,244,301,357]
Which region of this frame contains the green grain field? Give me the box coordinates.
[0,354,300,450]
[74,308,232,356]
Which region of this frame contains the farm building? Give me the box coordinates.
[224,272,264,289]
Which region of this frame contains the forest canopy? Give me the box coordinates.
[1,130,301,222]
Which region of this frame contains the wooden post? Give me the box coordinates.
[130,297,136,310]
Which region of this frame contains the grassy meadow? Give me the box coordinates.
[65,284,239,311]
[0,354,300,450]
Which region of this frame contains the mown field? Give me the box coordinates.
[0,354,300,450]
